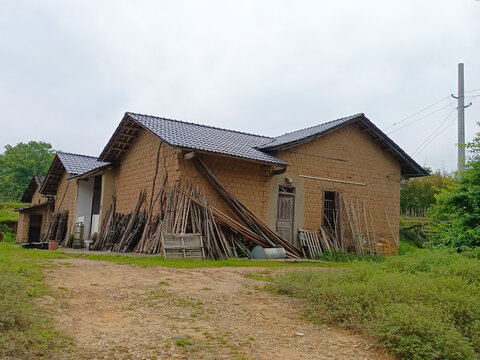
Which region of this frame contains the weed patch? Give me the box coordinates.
[271,249,480,360]
[314,249,385,262]
[0,243,72,359]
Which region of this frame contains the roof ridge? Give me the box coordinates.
[273,113,364,139]
[56,151,103,160]
[126,112,274,140]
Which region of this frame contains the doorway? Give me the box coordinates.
[28,214,42,243]
[276,185,295,243]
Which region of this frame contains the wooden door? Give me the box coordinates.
[276,186,295,243]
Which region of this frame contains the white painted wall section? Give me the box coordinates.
[75,178,94,240]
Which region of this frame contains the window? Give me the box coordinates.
[323,191,337,228]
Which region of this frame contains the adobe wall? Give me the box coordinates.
[55,171,78,238]
[15,213,29,243]
[31,188,47,205]
[179,153,271,221]
[114,129,182,214]
[15,202,54,243]
[272,122,401,254]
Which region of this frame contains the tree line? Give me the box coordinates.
[0,141,54,202]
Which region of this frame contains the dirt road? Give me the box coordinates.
[43,258,393,360]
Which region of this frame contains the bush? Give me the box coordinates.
[271,250,480,359]
[1,224,15,243]
[427,130,480,249]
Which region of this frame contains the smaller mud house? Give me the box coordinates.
[16,152,109,243]
[93,112,427,254]
[16,176,54,243]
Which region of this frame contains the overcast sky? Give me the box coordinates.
[1,0,479,172]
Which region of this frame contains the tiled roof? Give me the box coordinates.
[101,112,427,177]
[258,114,363,150]
[56,152,110,175]
[21,176,46,203]
[127,113,289,166]
[40,152,110,195]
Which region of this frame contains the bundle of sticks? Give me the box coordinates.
[193,157,302,259]
[44,211,68,244]
[91,149,302,259]
[92,192,147,252]
[343,198,378,255]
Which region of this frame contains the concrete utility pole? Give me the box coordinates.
[457,63,465,171]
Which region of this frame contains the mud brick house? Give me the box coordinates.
[28,152,109,242]
[16,176,54,243]
[97,112,427,254]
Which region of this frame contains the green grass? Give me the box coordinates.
[0,202,28,223]
[314,249,385,262]
[0,242,73,359]
[174,336,192,347]
[271,249,480,360]
[64,251,343,269]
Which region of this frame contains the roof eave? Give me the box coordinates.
[68,164,110,180]
[356,116,429,177]
[261,114,427,178]
[179,147,290,167]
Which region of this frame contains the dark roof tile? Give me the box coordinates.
[127,113,289,166]
[56,152,110,176]
[258,114,363,150]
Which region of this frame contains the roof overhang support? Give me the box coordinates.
[184,151,196,160]
[270,167,287,176]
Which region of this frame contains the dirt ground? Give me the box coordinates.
[42,258,394,360]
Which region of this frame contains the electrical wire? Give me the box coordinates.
[411,108,456,156]
[412,111,457,157]
[467,94,480,103]
[465,88,480,94]
[387,103,451,134]
[383,96,450,131]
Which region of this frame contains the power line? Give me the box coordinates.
[465,88,480,94]
[412,108,456,156]
[384,88,479,133]
[413,110,457,157]
[383,96,450,131]
[387,103,451,134]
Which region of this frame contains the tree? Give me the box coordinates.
[400,169,452,213]
[428,129,480,248]
[0,141,55,201]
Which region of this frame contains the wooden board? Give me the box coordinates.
[163,233,205,260]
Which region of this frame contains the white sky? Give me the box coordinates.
[1,0,479,172]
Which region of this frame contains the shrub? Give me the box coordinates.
[1,224,15,243]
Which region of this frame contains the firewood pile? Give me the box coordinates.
[43,211,68,244]
[192,157,302,259]
[91,183,255,259]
